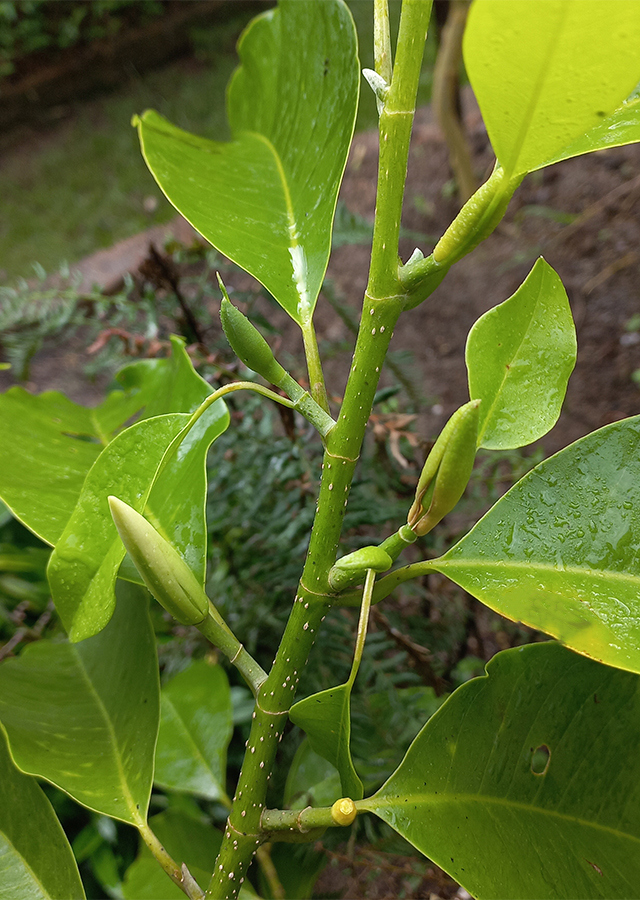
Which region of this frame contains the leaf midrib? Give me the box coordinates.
[368,791,640,845]
[475,270,543,446]
[436,556,640,590]
[74,651,144,827]
[503,3,569,178]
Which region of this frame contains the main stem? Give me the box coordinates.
[205,3,432,897]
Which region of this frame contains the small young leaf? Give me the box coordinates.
[135,0,359,325]
[283,738,341,810]
[0,583,158,826]
[155,660,233,801]
[466,258,576,449]
[289,683,363,800]
[362,641,640,899]
[464,0,640,178]
[0,729,86,900]
[433,415,640,673]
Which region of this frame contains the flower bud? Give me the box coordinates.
[328,546,392,592]
[331,797,357,827]
[219,288,286,385]
[108,496,208,625]
[408,400,480,536]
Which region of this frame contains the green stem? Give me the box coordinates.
[347,568,375,688]
[374,0,392,84]
[198,603,267,697]
[205,4,433,897]
[139,822,205,899]
[301,319,330,414]
[332,558,440,608]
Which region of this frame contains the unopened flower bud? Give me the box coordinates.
[408,400,480,536]
[328,546,392,592]
[108,496,208,625]
[219,283,286,385]
[331,797,357,827]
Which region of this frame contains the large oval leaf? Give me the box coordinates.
[155,660,233,801]
[466,258,576,450]
[0,583,158,826]
[464,1,640,178]
[361,641,640,899]
[0,729,86,899]
[433,416,640,673]
[135,0,359,325]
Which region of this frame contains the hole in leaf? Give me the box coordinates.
[530,744,551,776]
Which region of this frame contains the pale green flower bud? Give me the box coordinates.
[328,546,392,592]
[408,399,480,536]
[108,496,208,625]
[219,286,286,385]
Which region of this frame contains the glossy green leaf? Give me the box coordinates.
[117,338,229,587]
[362,641,640,899]
[0,336,223,549]
[0,729,86,900]
[433,415,640,673]
[135,0,359,325]
[542,93,640,168]
[155,660,233,801]
[466,258,576,450]
[289,683,363,800]
[48,413,188,640]
[0,583,158,826]
[283,738,341,810]
[464,1,640,178]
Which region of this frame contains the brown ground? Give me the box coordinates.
[2,91,640,900]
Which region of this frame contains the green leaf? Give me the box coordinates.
[283,738,341,810]
[0,336,222,548]
[135,0,359,325]
[289,683,363,800]
[464,0,640,178]
[0,583,158,826]
[155,660,233,801]
[362,642,640,900]
[0,729,86,900]
[542,94,640,168]
[466,258,576,450]
[48,413,188,640]
[433,415,640,673]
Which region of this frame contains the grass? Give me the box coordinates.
[0,1,436,282]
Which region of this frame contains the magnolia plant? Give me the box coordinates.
[2,1,640,898]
